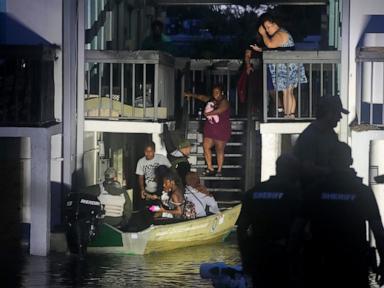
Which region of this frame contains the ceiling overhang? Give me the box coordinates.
[153,0,327,6]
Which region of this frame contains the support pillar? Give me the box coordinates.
[30,133,51,256]
[261,133,281,181]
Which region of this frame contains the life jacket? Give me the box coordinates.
[98,183,126,218]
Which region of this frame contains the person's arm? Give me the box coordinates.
[371,219,384,262]
[369,217,384,286]
[243,50,254,75]
[164,155,172,168]
[135,159,146,199]
[184,91,210,103]
[206,195,220,214]
[366,187,384,278]
[258,25,288,49]
[204,99,230,116]
[137,175,146,199]
[159,191,184,216]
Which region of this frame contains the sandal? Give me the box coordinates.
[215,171,222,177]
[202,168,215,176]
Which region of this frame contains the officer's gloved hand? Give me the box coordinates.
[376,262,384,286]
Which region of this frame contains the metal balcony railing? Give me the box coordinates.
[184,59,242,117]
[84,50,175,121]
[356,47,384,126]
[263,50,341,122]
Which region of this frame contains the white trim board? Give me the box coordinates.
[260,122,311,134]
[84,120,163,134]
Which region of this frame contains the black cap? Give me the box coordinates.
[104,167,117,179]
[318,96,349,116]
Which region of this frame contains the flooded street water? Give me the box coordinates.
[21,234,240,288]
[17,232,381,288]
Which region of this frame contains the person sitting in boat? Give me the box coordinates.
[168,139,192,188]
[136,141,171,203]
[184,172,219,217]
[160,124,192,188]
[152,171,196,220]
[81,167,132,228]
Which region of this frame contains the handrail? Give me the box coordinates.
[263,50,341,122]
[185,59,242,117]
[84,50,175,121]
[356,47,384,62]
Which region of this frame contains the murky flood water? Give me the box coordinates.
[17,232,381,288]
[21,234,240,288]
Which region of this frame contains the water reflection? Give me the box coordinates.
[21,235,240,288]
[18,235,382,288]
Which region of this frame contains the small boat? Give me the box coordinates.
[87,204,241,255]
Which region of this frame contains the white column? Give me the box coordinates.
[370,140,384,220]
[339,0,350,143]
[351,130,384,185]
[30,132,51,256]
[261,133,281,181]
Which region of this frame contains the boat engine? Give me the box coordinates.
[64,192,103,255]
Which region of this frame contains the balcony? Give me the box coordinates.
[356,47,384,127]
[84,50,175,121]
[262,50,341,122]
[83,50,342,125]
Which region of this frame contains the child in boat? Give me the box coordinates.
[152,171,187,219]
[184,172,220,217]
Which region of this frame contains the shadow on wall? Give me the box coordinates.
[0,12,52,45]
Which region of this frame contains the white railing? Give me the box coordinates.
[84,50,175,121]
[356,47,384,126]
[263,50,341,122]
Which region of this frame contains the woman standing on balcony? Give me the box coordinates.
[184,84,231,177]
[250,13,307,119]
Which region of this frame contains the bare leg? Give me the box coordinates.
[283,89,289,117]
[214,140,226,172]
[288,86,296,116]
[203,137,214,171]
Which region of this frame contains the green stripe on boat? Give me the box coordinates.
[89,223,123,247]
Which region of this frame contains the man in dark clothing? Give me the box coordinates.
[293,95,349,178]
[81,167,132,228]
[168,139,192,188]
[300,142,384,288]
[160,123,192,189]
[237,154,302,288]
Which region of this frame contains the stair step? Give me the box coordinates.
[225,142,244,146]
[208,188,242,193]
[189,118,247,122]
[190,153,243,157]
[231,131,244,135]
[192,164,242,169]
[200,176,242,180]
[193,142,243,146]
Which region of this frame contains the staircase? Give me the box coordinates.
[186,118,248,207]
